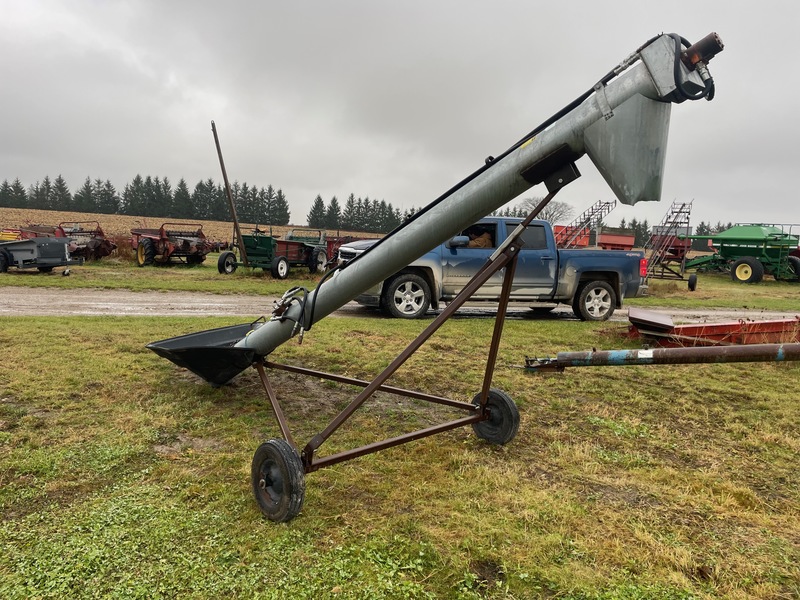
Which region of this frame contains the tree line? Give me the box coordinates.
[306,194,413,233]
[304,195,572,235]
[0,175,414,234]
[0,175,293,226]
[2,175,735,241]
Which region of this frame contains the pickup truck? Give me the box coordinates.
[336,216,648,320]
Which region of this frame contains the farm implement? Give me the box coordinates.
[211,123,367,279]
[683,223,800,283]
[131,223,214,267]
[56,222,117,260]
[0,221,116,260]
[0,236,83,273]
[216,227,367,278]
[150,32,725,521]
[217,227,330,279]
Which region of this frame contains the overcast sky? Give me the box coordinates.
[1,1,797,229]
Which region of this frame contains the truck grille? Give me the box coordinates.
[338,248,359,261]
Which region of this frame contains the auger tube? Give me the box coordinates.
[234,32,723,358]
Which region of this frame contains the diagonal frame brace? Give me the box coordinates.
[251,181,567,474]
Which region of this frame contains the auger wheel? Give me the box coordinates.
[251,439,306,522]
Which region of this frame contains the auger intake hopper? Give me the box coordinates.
[147,323,260,385]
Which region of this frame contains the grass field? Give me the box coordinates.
[1,250,799,598]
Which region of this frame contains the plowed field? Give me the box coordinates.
[0,207,371,246]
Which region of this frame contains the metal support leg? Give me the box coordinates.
[254,362,296,449]
[301,187,563,467]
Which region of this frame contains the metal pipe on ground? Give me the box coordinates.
[525,343,800,373]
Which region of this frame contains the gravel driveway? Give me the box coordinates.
[1,286,797,323]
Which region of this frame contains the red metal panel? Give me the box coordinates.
[626,308,800,347]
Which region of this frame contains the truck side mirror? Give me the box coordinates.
[446,236,470,248]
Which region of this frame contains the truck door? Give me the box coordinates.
[511,223,557,298]
[441,223,504,299]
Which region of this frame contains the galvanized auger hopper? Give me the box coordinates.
[149,32,724,522]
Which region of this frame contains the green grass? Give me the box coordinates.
[0,253,320,295]
[1,307,798,598]
[628,272,800,313]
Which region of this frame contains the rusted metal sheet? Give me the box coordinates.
[626,308,800,347]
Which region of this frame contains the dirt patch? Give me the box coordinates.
[0,287,280,317]
[470,558,506,588]
[152,432,224,457]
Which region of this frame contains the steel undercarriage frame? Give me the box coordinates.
[248,186,563,518]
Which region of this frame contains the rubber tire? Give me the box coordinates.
[687,274,698,291]
[251,439,305,523]
[309,248,327,274]
[0,252,7,273]
[471,389,520,445]
[137,238,156,267]
[186,254,205,265]
[731,257,764,284]
[788,256,800,281]
[271,256,289,279]
[572,280,616,321]
[382,273,431,319]
[217,251,237,274]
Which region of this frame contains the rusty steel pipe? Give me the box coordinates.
[526,343,800,372]
[212,121,249,267]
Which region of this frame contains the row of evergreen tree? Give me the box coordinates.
[0,176,293,225]
[306,194,412,233]
[1,175,737,240]
[0,176,420,234]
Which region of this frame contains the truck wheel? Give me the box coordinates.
[382,273,431,319]
[217,251,237,274]
[0,252,7,273]
[271,256,289,279]
[309,248,327,274]
[251,439,305,522]
[731,257,764,283]
[573,280,616,321]
[471,389,520,445]
[788,256,800,281]
[136,238,155,267]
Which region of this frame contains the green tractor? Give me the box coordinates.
[684,223,800,283]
